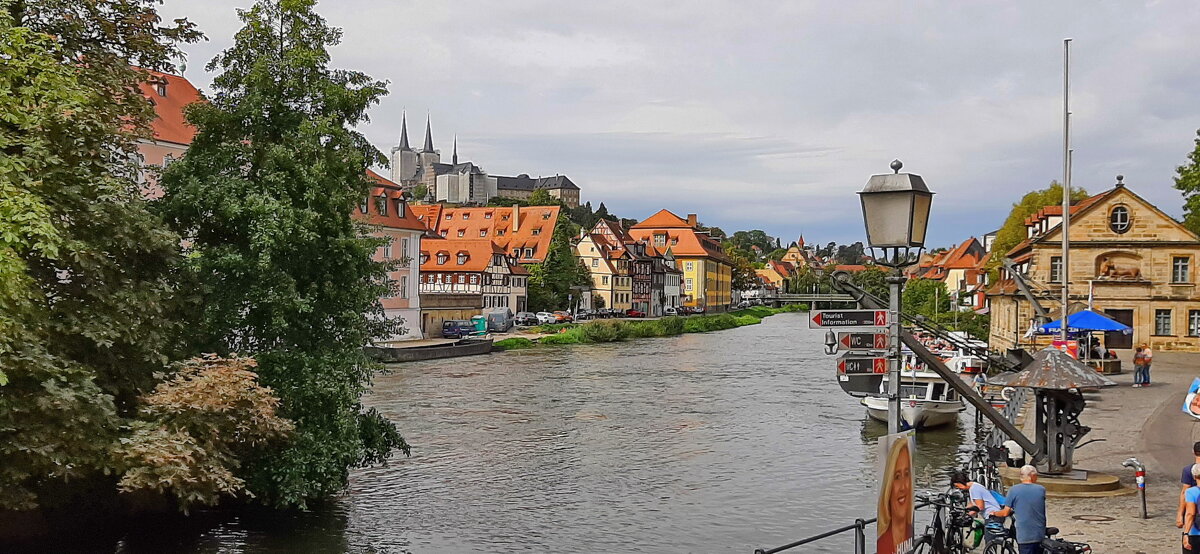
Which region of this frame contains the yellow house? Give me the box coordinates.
[574,220,632,310]
[628,210,733,312]
[989,181,1200,352]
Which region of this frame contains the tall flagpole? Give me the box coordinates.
[1061,39,1072,343]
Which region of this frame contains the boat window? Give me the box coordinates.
[946,389,957,401]
[900,385,926,399]
[932,383,946,400]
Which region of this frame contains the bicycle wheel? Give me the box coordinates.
[982,539,1016,554]
[905,535,934,554]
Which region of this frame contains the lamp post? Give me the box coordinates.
[858,160,934,435]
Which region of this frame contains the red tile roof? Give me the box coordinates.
[419,237,506,273]
[630,209,692,229]
[627,209,730,263]
[418,205,560,264]
[357,170,427,231]
[137,69,203,146]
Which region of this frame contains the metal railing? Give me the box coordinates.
[753,517,874,554]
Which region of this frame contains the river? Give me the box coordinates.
[93,312,970,553]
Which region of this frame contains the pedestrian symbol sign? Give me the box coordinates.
[809,310,890,329]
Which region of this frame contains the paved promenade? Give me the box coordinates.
[1040,351,1199,552]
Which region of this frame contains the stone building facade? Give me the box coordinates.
[988,181,1200,352]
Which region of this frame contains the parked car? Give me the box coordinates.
[536,312,558,324]
[575,310,594,321]
[626,308,646,318]
[664,306,678,316]
[514,312,539,326]
[691,306,706,314]
[441,320,475,339]
[486,309,514,332]
[552,311,574,323]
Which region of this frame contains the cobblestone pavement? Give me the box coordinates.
[1035,351,1199,553]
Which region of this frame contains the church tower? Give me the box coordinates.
[390,111,420,185]
[418,115,440,192]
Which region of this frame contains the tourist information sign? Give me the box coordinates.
[837,354,888,375]
[809,309,890,329]
[836,332,890,351]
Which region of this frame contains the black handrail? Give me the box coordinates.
[753,501,932,554]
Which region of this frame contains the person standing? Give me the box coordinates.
[1132,346,1147,387]
[973,371,988,394]
[951,471,1001,519]
[994,465,1047,554]
[1142,343,1154,386]
[1178,442,1200,530]
[1183,464,1200,553]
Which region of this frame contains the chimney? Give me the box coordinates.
[686,213,697,227]
[512,203,520,232]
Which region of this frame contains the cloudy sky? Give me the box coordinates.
[158,0,1200,248]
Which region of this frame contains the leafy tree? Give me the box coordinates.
[849,266,888,299]
[0,0,199,510]
[529,189,554,205]
[158,0,406,509]
[526,214,591,311]
[932,311,990,341]
[1174,130,1200,235]
[765,248,787,261]
[835,242,867,265]
[487,195,530,207]
[727,229,778,254]
[902,278,950,318]
[411,183,428,201]
[595,202,616,222]
[988,182,1089,269]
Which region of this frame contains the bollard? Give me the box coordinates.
[853,518,867,554]
[1122,457,1148,519]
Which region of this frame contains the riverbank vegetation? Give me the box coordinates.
[495,306,803,349]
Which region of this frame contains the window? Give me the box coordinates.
[155,83,167,97]
[497,229,506,236]
[394,197,406,215]
[686,278,693,291]
[524,248,533,258]
[161,154,175,168]
[444,214,452,220]
[470,275,479,284]
[457,253,468,265]
[440,230,448,237]
[602,276,609,285]
[401,239,410,263]
[359,196,369,214]
[383,244,392,259]
[485,212,493,219]
[532,228,542,236]
[457,230,465,237]
[480,230,488,237]
[654,234,666,247]
[375,195,387,215]
[1155,309,1173,335]
[400,276,409,299]
[463,213,470,220]
[1110,206,1131,234]
[458,275,465,284]
[1049,256,1062,283]
[1174,256,1191,283]
[420,253,429,264]
[437,253,449,264]
[542,211,551,219]
[1190,310,1200,336]
[592,259,598,268]
[671,238,678,246]
[685,262,694,271]
[501,214,510,221]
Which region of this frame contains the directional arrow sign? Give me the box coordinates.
[809,310,890,329]
[837,332,890,351]
[837,355,889,375]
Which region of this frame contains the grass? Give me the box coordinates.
[513,304,803,349]
[493,337,536,350]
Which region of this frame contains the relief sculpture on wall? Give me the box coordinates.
[1097,255,1142,280]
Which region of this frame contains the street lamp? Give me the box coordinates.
[857,159,934,435]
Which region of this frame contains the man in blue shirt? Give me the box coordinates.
[1184,464,1200,553]
[995,465,1046,554]
[1178,442,1200,531]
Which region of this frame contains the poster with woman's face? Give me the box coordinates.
[877,431,915,554]
[1183,378,1200,420]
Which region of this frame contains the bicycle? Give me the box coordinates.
[983,524,1091,554]
[907,491,978,554]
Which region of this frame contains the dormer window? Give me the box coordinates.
[440,230,448,237]
[496,229,506,236]
[375,195,387,216]
[542,211,551,220]
[463,213,470,220]
[485,212,493,219]
[457,230,465,237]
[394,197,406,215]
[532,228,541,236]
[480,229,487,237]
[513,249,520,257]
[457,253,468,265]
[501,214,510,221]
[1110,206,1131,234]
[420,253,429,264]
[445,214,452,220]
[524,247,534,258]
[437,253,449,264]
[155,83,167,97]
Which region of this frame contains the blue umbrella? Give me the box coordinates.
[1037,309,1132,334]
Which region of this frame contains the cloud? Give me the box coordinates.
[159,0,1200,247]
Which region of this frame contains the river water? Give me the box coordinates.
[95,312,970,553]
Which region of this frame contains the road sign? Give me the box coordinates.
[837,332,890,351]
[837,355,888,375]
[809,310,890,328]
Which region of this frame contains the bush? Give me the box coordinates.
[659,316,685,335]
[579,320,626,343]
[539,331,580,345]
[734,315,762,326]
[494,337,535,350]
[624,320,663,339]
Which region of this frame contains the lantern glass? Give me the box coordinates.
[910,191,932,247]
[860,190,915,248]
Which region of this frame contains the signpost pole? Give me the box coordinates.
[887,267,905,435]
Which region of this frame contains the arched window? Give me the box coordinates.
[1110,206,1131,234]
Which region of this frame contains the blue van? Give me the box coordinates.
[441,320,475,339]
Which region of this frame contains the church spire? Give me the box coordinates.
[452,135,458,165]
[422,114,435,153]
[398,111,411,150]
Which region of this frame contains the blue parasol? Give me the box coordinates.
[1037,309,1132,335]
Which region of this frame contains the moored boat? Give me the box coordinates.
[861,365,966,430]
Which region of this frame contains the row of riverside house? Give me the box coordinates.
[135,69,736,340]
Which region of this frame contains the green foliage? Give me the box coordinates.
[931,312,991,342]
[529,189,554,205]
[113,355,293,512]
[0,0,198,510]
[988,182,1090,269]
[493,337,535,350]
[659,315,685,334]
[538,332,580,345]
[728,249,760,292]
[1174,130,1200,235]
[849,266,889,300]
[579,320,626,342]
[411,183,428,201]
[902,278,950,317]
[726,230,778,255]
[526,214,592,312]
[157,0,405,509]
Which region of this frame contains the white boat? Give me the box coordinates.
[861,365,966,430]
